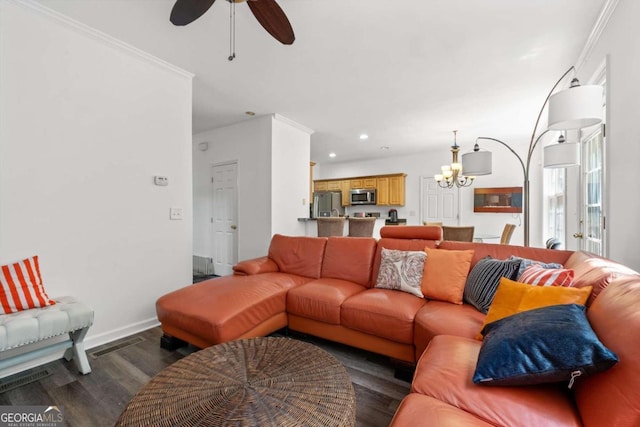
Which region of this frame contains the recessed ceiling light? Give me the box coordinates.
[359,134,369,140]
[245,111,256,116]
[329,153,337,158]
[380,146,390,150]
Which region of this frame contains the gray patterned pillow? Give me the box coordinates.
[375,248,426,298]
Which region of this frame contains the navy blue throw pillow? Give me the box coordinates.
[463,256,521,313]
[473,304,618,388]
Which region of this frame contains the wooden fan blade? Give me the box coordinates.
[170,0,216,26]
[246,0,295,45]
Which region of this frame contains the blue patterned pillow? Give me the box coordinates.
[463,257,521,313]
[473,304,618,387]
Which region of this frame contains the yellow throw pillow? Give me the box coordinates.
[421,248,474,304]
[477,277,592,339]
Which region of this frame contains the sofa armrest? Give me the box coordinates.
[233,257,279,276]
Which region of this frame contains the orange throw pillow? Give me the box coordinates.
[421,248,474,304]
[477,277,592,339]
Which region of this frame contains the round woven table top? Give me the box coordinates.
[116,337,356,427]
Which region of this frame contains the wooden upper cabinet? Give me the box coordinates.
[363,178,377,188]
[389,175,405,206]
[341,180,351,206]
[350,178,376,189]
[327,180,342,191]
[314,181,328,192]
[314,173,406,206]
[376,177,390,205]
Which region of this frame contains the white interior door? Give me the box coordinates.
[420,176,459,225]
[212,162,238,276]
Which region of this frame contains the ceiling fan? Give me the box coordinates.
[170,0,295,45]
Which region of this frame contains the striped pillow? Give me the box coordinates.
[518,264,574,287]
[0,256,55,314]
[463,257,522,313]
[509,256,563,277]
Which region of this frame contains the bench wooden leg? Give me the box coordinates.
[63,327,92,374]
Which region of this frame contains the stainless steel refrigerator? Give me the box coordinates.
[312,192,344,218]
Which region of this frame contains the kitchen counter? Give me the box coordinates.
[299,217,398,239]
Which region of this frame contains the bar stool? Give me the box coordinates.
[317,217,346,237]
[348,217,376,237]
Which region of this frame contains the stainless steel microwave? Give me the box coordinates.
[350,188,377,205]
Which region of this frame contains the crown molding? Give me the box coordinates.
[273,114,315,135]
[11,0,194,80]
[575,0,620,73]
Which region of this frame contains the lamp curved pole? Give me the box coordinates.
[472,66,577,247]
[475,129,554,248]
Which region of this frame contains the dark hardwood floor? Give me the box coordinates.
[0,327,411,426]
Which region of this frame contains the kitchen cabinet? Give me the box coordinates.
[327,180,342,191]
[389,175,406,206]
[375,175,406,206]
[341,180,351,206]
[350,178,376,189]
[314,173,406,206]
[314,181,328,192]
[376,177,389,205]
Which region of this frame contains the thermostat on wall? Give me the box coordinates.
[154,176,168,186]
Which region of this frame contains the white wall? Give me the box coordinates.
[317,140,536,247]
[271,115,312,236]
[192,114,311,261]
[578,0,640,271]
[0,0,193,359]
[193,116,272,261]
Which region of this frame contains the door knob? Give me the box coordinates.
[573,232,583,239]
[230,225,237,230]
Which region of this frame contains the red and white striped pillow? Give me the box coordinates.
[0,256,55,314]
[518,264,574,287]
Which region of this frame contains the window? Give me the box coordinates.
[544,168,566,246]
[582,129,605,255]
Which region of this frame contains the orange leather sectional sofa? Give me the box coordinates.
[156,226,640,426]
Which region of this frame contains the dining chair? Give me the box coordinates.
[316,217,346,237]
[423,221,443,226]
[348,217,376,237]
[442,225,475,242]
[500,224,517,245]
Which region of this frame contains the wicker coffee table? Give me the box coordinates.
[116,337,356,427]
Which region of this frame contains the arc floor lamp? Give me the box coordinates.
[437,66,604,247]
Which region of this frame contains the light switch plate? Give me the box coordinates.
[170,207,183,220]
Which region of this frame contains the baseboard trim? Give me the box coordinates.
[0,318,160,379]
[84,318,160,350]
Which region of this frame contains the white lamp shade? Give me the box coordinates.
[548,85,603,130]
[543,142,580,168]
[461,150,492,176]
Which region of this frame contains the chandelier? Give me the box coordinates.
[434,131,477,188]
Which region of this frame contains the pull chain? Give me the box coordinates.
[228,0,236,61]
